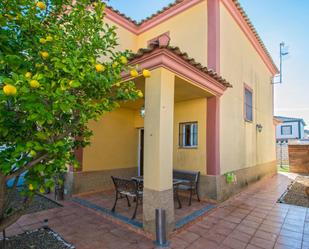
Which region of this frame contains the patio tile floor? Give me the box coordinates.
[3,173,309,249]
[75,189,212,224]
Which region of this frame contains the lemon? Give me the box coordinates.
[142,69,151,78]
[115,82,121,87]
[130,69,138,78]
[112,62,119,68]
[46,35,53,42]
[40,51,49,59]
[39,38,46,44]
[25,72,32,78]
[39,187,45,194]
[95,63,105,72]
[30,150,37,157]
[137,90,143,98]
[120,56,127,65]
[30,80,40,89]
[29,184,34,191]
[3,84,17,96]
[36,2,46,10]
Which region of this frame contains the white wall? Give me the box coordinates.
[276,122,300,140]
[300,123,305,139]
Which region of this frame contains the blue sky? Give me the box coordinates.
[108,0,309,127]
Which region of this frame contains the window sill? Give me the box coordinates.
[244,119,253,123]
[178,146,198,149]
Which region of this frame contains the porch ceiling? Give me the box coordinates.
[120,76,212,110]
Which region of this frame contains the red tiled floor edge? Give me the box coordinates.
[72,199,153,240]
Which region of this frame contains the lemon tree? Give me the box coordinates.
[0,0,143,230]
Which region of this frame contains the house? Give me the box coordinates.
[305,130,309,139]
[66,0,278,235]
[275,116,306,142]
[275,116,308,166]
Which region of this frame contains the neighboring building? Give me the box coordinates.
[66,0,278,235]
[275,116,308,166]
[275,116,306,142]
[304,130,309,139]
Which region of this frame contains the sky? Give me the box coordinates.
[108,0,309,127]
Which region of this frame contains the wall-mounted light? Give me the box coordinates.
[140,105,145,118]
[256,124,263,133]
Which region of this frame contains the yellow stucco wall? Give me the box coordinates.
[104,19,137,52]
[83,98,207,175]
[105,1,208,64]
[173,98,207,174]
[83,108,138,171]
[131,98,207,175]
[219,3,276,174]
[134,110,144,128]
[136,1,207,65]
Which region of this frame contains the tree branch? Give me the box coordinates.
[6,154,49,180]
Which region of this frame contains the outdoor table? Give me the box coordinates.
[131,176,185,209]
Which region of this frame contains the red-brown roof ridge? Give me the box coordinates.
[129,42,233,88]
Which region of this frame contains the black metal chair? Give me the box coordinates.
[111,176,143,220]
[173,169,200,206]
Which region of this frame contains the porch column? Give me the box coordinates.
[207,0,220,73]
[207,96,220,175]
[143,68,175,235]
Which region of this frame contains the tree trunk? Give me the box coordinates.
[0,174,7,222]
[0,174,31,232]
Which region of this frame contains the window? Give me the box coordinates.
[179,122,198,148]
[244,86,253,121]
[281,125,292,135]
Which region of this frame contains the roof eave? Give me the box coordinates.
[127,45,232,97]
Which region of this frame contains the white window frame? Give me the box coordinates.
[281,125,292,135]
[179,122,198,148]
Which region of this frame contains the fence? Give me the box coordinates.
[288,144,309,173]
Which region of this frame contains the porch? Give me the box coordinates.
[72,189,215,231]
[67,40,232,236]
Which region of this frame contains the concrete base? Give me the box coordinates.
[143,188,175,236]
[198,160,277,202]
[66,161,277,202]
[66,167,138,195]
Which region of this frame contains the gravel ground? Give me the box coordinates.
[0,229,75,249]
[281,176,309,208]
[8,192,61,214]
[26,194,61,214]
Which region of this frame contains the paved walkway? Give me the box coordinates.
[7,173,309,248]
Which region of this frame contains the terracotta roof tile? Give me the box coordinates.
[129,43,232,88]
[137,0,184,25]
[106,0,278,73]
[105,5,139,25]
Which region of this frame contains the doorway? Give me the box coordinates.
[138,128,144,176]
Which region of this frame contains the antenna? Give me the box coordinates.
[272,42,289,84]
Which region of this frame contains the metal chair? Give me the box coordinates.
[173,170,200,206]
[111,176,143,220]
